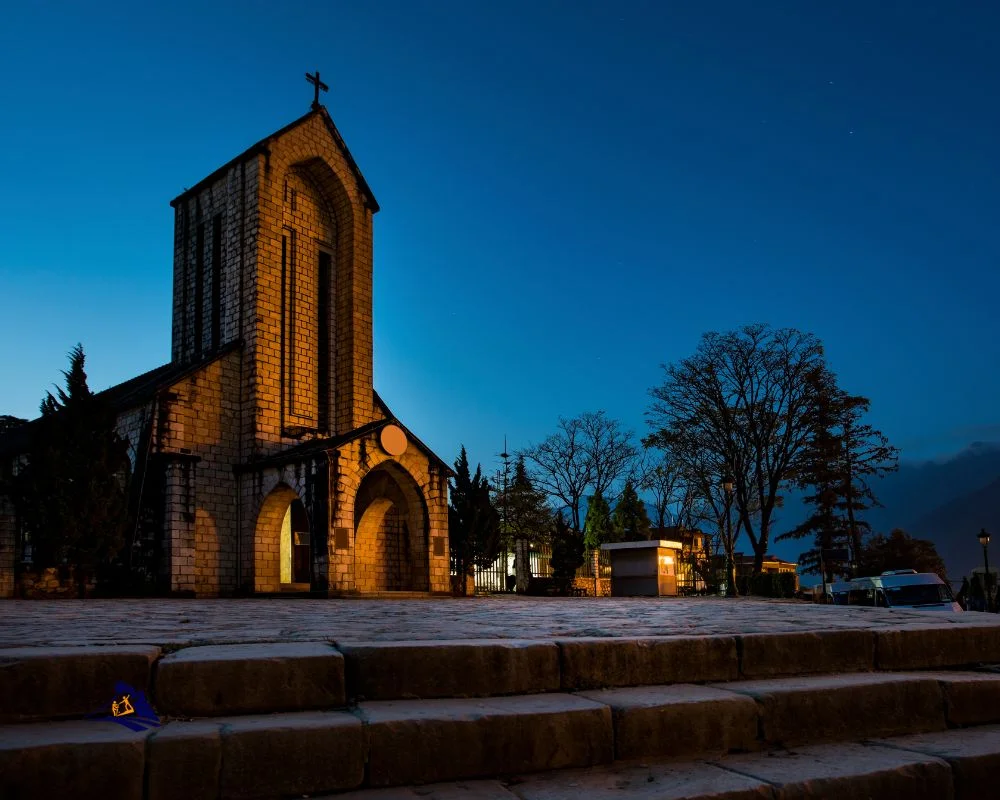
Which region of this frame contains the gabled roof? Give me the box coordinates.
[170,106,379,212]
[0,344,241,458]
[237,390,453,478]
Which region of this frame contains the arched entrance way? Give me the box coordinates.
[254,483,313,591]
[281,499,311,585]
[354,463,428,592]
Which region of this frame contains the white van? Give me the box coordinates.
[842,570,962,613]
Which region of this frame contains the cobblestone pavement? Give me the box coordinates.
[1,596,996,648]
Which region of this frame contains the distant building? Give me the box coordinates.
[650,526,707,593]
[734,552,800,591]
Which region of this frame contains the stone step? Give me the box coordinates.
[4,671,1000,798]
[507,739,960,800]
[5,624,1000,724]
[328,726,1000,799]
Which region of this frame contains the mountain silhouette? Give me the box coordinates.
[769,441,1000,581]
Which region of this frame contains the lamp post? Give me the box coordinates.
[978,528,992,613]
[723,476,736,597]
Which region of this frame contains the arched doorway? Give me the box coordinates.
[353,464,428,592]
[280,499,311,585]
[254,483,313,592]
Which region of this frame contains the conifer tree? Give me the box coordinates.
[502,456,552,544]
[7,345,131,595]
[612,479,652,541]
[448,446,502,590]
[777,369,898,579]
[549,513,585,592]
[583,491,617,550]
[501,456,552,592]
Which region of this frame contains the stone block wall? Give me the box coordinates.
[253,113,377,457]
[171,159,259,369]
[16,567,95,598]
[329,432,450,595]
[157,351,243,595]
[0,492,16,599]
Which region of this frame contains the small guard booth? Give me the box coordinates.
[601,539,684,597]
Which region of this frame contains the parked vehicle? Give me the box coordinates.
[834,570,962,612]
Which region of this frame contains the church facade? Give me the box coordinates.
[0,102,452,598]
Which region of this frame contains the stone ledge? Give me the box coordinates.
[921,671,1000,727]
[557,635,738,690]
[711,672,947,746]
[0,719,148,800]
[510,758,771,799]
[739,629,875,678]
[0,645,160,724]
[153,642,345,716]
[876,624,1000,670]
[358,693,613,787]
[338,639,560,700]
[872,723,1000,799]
[147,720,224,800]
[716,740,952,799]
[333,780,519,799]
[219,711,365,799]
[578,684,759,761]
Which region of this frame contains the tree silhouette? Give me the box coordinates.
[6,345,131,595]
[612,479,652,542]
[448,445,502,591]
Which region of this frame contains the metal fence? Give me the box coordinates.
[468,544,610,593]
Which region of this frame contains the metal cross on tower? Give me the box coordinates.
[305,71,329,109]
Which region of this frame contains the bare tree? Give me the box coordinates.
[647,324,825,575]
[579,410,639,501]
[520,417,594,533]
[638,451,686,531]
[521,411,639,533]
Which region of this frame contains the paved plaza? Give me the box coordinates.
[1,596,993,648]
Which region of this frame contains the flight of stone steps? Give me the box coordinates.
[3,623,1000,799]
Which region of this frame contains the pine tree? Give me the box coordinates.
[549,513,585,592]
[583,491,617,550]
[501,456,552,592]
[7,345,131,595]
[448,446,502,590]
[778,369,898,579]
[612,479,652,542]
[837,393,899,564]
[502,457,552,544]
[777,369,847,579]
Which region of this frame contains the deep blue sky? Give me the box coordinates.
[2,2,999,504]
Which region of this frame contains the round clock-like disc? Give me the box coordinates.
[380,424,408,456]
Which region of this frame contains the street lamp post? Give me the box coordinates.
[978,528,992,613]
[723,477,736,597]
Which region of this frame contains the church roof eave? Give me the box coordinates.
[169,106,379,212]
[373,390,454,477]
[235,405,454,479]
[0,343,243,459]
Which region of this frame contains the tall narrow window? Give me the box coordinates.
[318,250,331,431]
[194,222,205,356]
[211,214,222,350]
[280,234,287,425]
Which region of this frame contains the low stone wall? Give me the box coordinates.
[571,577,612,597]
[17,567,95,599]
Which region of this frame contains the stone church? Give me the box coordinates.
[0,92,452,598]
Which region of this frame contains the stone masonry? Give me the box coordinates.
[0,103,451,598]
